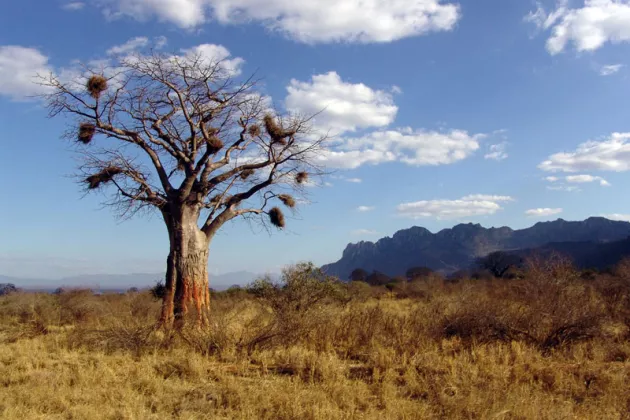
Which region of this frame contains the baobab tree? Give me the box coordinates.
[41,52,327,328]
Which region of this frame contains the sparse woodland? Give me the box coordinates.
[1,258,630,419]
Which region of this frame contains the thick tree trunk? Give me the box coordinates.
[158,205,211,329]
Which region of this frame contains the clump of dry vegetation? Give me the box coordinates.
[1,257,629,419]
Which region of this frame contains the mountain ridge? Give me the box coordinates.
[0,270,261,291]
[322,217,630,279]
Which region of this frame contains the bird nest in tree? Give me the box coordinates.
[240,169,255,180]
[78,123,95,144]
[277,194,296,208]
[207,136,224,154]
[296,171,309,184]
[269,207,286,228]
[86,75,108,99]
[263,114,296,146]
[248,124,261,137]
[85,166,123,189]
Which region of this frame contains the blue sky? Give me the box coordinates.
[2,0,630,279]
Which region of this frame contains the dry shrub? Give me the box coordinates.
[346,281,374,301]
[57,289,102,325]
[244,263,346,353]
[436,256,606,353]
[67,319,164,358]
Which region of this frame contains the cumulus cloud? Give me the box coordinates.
[602,213,630,222]
[460,194,514,202]
[600,64,623,76]
[547,185,581,192]
[0,46,53,100]
[525,208,563,217]
[318,128,482,169]
[106,36,150,55]
[397,194,513,220]
[484,142,508,161]
[0,42,243,102]
[565,174,610,186]
[97,0,460,43]
[154,36,168,49]
[539,132,630,172]
[179,44,244,76]
[285,72,398,135]
[62,2,85,10]
[544,173,610,187]
[527,0,630,54]
[345,178,362,183]
[356,206,375,212]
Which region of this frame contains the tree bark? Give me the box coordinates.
[158,205,211,329]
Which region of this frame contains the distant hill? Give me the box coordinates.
[512,236,630,270]
[0,271,260,292]
[321,217,630,279]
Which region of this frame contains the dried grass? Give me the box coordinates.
[2,261,630,419]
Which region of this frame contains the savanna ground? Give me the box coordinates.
[1,259,630,420]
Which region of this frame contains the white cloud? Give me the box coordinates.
[285,72,397,135]
[527,0,630,54]
[103,0,207,27]
[179,44,244,76]
[0,46,53,100]
[525,208,563,217]
[484,142,508,161]
[397,194,513,220]
[565,174,610,186]
[544,174,610,186]
[356,206,375,212]
[154,36,168,49]
[62,2,85,10]
[460,194,514,202]
[107,36,150,55]
[600,64,623,76]
[351,229,379,236]
[98,0,460,43]
[547,185,581,192]
[539,132,630,172]
[602,213,630,222]
[345,177,362,183]
[319,128,482,169]
[0,42,243,103]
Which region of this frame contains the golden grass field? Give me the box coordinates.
[1,260,629,419]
